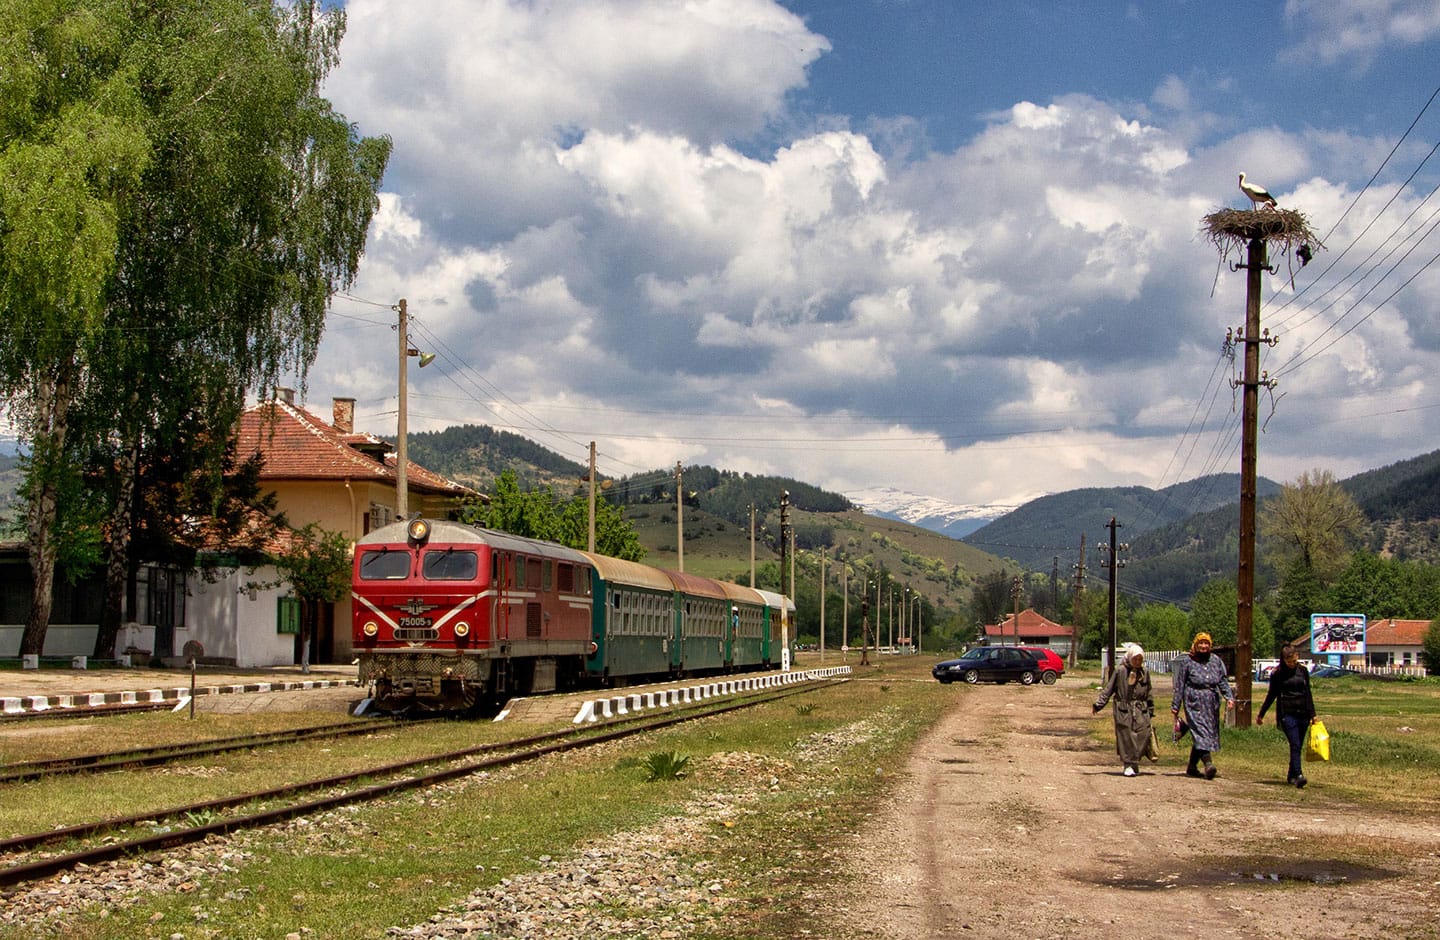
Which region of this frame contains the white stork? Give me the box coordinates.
[1238,172,1278,210]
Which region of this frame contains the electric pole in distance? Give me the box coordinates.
[1099,518,1126,681]
[1070,534,1086,669]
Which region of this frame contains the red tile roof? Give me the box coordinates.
[236,398,476,498]
[985,608,1071,640]
[1365,618,1430,646]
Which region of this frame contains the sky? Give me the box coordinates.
[302,0,1440,514]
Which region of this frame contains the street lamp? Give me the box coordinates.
[395,298,434,520]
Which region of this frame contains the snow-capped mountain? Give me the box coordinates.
[847,486,1021,539]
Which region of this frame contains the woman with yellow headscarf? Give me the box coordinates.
[1170,632,1234,779]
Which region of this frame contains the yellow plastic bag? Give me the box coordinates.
[1306,719,1331,762]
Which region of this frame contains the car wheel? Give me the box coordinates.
[963,669,980,684]
[1020,671,1036,685]
[1041,670,1058,685]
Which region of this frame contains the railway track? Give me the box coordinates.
[0,681,829,890]
[0,717,414,784]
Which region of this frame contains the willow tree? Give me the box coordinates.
[0,0,391,656]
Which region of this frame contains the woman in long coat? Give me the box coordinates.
[1170,632,1234,779]
[1093,642,1156,776]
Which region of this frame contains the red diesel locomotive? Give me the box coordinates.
[352,517,793,712]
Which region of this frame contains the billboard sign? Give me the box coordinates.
[1310,613,1366,655]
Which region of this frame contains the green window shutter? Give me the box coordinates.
[277,596,301,635]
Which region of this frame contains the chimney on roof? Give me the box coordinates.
[333,397,356,434]
[275,387,295,406]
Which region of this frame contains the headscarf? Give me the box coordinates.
[1190,632,1212,663]
[1122,642,1145,684]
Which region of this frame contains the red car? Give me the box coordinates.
[1018,647,1065,684]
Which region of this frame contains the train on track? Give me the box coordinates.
[351,517,795,713]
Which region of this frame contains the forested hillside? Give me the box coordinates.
[405,424,588,491]
[962,474,1277,572]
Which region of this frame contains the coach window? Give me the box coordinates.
[543,560,553,592]
[526,557,541,591]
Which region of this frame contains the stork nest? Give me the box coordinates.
[1202,207,1321,254]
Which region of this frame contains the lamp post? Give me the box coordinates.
[395,298,434,520]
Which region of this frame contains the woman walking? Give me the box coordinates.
[1171,632,1234,779]
[1257,644,1317,788]
[1093,642,1156,776]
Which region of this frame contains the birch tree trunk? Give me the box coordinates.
[20,367,73,656]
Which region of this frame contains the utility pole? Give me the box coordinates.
[749,504,756,587]
[914,592,922,654]
[1100,518,1126,680]
[779,491,791,668]
[587,441,597,553]
[1050,556,1059,619]
[841,555,848,655]
[675,461,684,572]
[1010,575,1022,646]
[1071,534,1086,669]
[1231,241,1278,728]
[818,547,826,660]
[860,586,871,667]
[1204,201,1318,726]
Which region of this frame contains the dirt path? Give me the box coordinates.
[820,680,1440,940]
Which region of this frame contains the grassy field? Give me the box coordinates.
[1,657,1436,939]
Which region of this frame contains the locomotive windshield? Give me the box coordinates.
[359,549,411,580]
[422,549,479,581]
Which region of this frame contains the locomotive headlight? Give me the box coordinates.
[362,621,379,637]
[453,621,470,637]
[406,518,431,544]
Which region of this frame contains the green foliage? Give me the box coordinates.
[269,525,351,607]
[1321,552,1440,620]
[460,470,645,561]
[1189,578,1275,654]
[1422,620,1440,675]
[1127,603,1192,652]
[0,0,389,653]
[641,751,691,782]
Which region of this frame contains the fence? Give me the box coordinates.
[1143,649,1429,679]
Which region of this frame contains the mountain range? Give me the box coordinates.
[5,419,1440,614]
[846,486,1018,539]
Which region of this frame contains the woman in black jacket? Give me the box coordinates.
[1257,644,1318,788]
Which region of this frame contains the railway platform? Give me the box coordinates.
[0,662,359,718]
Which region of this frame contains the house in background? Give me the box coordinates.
[984,608,1075,657]
[1362,618,1430,670]
[2,389,478,667]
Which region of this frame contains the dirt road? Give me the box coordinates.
[821,680,1440,940]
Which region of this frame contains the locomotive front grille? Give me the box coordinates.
[394,627,440,641]
[358,651,491,685]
